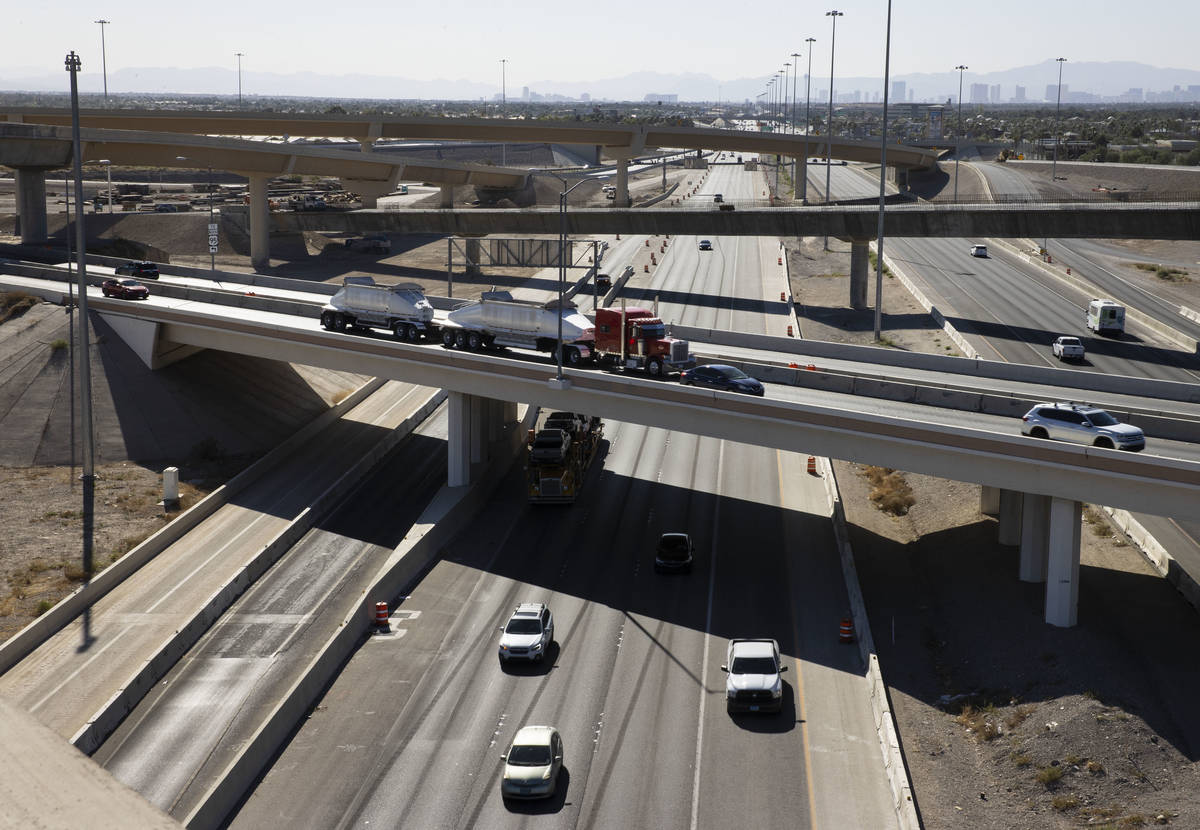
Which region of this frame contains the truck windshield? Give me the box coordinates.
[637,323,665,338]
[731,656,778,674]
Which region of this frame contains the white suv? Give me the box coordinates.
[1020,402,1145,451]
[498,603,554,663]
[721,638,786,713]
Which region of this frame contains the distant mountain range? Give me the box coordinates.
[2,60,1199,103]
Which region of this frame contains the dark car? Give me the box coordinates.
[114,261,159,280]
[655,533,694,573]
[100,278,149,300]
[595,273,612,291]
[698,239,713,251]
[680,364,765,396]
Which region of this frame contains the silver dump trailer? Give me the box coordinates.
[320,277,435,342]
[440,291,595,365]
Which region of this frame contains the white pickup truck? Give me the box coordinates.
[721,638,786,713]
[1052,336,1086,362]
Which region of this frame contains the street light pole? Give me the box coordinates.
[803,38,815,204]
[98,159,112,213]
[873,0,894,342]
[66,51,97,607]
[236,52,244,106]
[500,58,507,166]
[1051,57,1067,182]
[790,52,801,197]
[954,64,967,202]
[95,20,110,103]
[208,166,216,272]
[824,10,842,250]
[549,174,589,386]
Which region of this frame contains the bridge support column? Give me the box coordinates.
[793,157,808,202]
[614,157,630,208]
[464,237,482,275]
[448,392,513,487]
[440,184,455,209]
[849,240,869,310]
[998,489,1022,546]
[980,485,1001,516]
[15,168,49,244]
[248,173,272,271]
[1044,498,1082,627]
[1019,493,1051,582]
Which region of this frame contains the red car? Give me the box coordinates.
[101,278,150,300]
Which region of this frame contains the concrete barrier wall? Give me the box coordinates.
[1106,508,1200,613]
[0,377,387,678]
[69,387,446,756]
[183,405,536,830]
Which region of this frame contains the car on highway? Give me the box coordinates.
[153,203,180,213]
[654,532,694,573]
[100,278,149,300]
[498,602,554,663]
[679,364,764,396]
[114,261,159,279]
[344,234,392,254]
[712,193,723,203]
[500,725,563,800]
[721,638,786,713]
[698,239,712,251]
[1020,402,1145,451]
[970,244,989,258]
[1052,336,1085,362]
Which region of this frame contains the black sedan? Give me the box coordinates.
[114,261,159,279]
[679,364,765,396]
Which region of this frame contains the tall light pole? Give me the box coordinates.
[547,173,588,386]
[236,52,244,106]
[873,0,894,341]
[66,51,97,624]
[803,37,815,204]
[95,20,111,102]
[500,58,507,165]
[953,64,967,202]
[790,52,800,196]
[1051,57,1067,183]
[824,10,842,250]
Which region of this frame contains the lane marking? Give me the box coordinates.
[689,439,723,830]
[780,449,819,830]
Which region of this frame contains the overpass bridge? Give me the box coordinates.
[11,274,1198,627]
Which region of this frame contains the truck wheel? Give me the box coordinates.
[406,325,422,342]
[321,310,336,330]
[455,330,469,349]
[467,331,483,351]
[393,322,407,341]
[334,313,347,331]
[442,329,456,348]
[647,358,664,378]
[565,346,581,366]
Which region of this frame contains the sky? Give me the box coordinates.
[4,0,1198,92]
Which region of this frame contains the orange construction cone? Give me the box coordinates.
[839,617,855,643]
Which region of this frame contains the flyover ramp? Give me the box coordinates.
[0,380,441,748]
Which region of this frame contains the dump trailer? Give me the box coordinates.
[320,276,436,342]
[592,302,694,378]
[526,411,604,503]
[440,291,595,364]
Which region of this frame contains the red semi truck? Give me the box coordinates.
[592,303,693,378]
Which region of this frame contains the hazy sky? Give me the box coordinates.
[5,0,1198,88]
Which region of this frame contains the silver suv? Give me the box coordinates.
[498,603,554,663]
[1020,402,1145,452]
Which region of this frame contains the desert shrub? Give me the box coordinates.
[864,466,916,515]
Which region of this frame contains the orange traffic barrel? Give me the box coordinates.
[645,239,650,247]
[778,257,782,265]
[839,617,855,643]
[780,292,786,301]
[650,253,656,264]
[374,601,390,627]
[616,233,621,239]
[787,325,794,337]
[806,364,816,371]
[807,456,818,475]
[789,362,799,369]
[644,264,649,272]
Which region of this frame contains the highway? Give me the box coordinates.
[92,404,450,818]
[230,159,896,828]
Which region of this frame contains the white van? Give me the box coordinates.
[1086,299,1125,335]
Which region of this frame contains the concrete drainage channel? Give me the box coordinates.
[183,405,535,830]
[66,385,448,756]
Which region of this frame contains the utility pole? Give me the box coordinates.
[803,37,815,204]
[95,20,111,102]
[824,10,843,250]
[1051,57,1067,183]
[954,64,967,202]
[236,52,244,106]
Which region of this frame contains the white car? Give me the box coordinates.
[721,638,786,713]
[500,725,563,800]
[497,603,554,663]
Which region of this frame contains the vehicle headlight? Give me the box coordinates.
[532,643,543,651]
[771,678,782,697]
[543,768,553,781]
[727,688,737,699]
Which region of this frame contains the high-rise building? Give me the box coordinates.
[1046,83,1067,102]
[1014,85,1026,103]
[892,80,906,102]
[969,83,989,104]
[990,84,1001,103]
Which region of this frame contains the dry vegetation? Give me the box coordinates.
[862,465,916,516]
[1131,262,1191,283]
[0,290,38,325]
